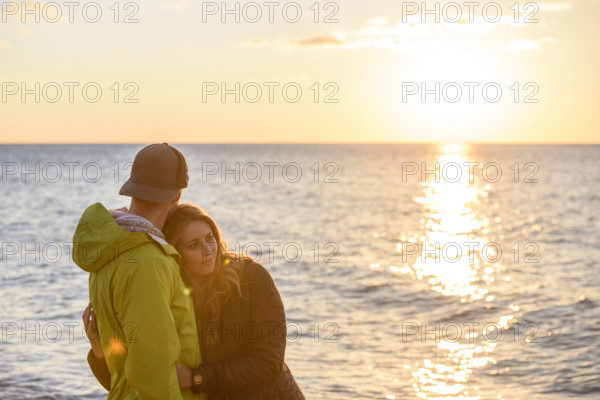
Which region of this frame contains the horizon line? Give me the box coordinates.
[1,142,599,146]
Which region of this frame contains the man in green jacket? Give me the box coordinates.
[73,143,205,400]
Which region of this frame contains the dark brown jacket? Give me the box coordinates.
[88,260,304,400]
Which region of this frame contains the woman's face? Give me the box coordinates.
[177,220,218,276]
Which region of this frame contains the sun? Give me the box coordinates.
[412,46,494,119]
[386,43,511,141]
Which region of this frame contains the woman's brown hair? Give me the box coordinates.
[163,203,247,345]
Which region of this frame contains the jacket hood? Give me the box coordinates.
[72,202,180,273]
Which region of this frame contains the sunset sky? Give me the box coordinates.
[1,0,598,143]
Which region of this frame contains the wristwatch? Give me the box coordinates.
[191,366,206,394]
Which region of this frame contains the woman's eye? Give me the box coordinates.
[189,242,198,249]
[206,234,215,241]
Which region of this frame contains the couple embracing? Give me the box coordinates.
[72,143,306,400]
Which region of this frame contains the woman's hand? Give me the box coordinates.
[176,363,192,389]
[82,302,104,359]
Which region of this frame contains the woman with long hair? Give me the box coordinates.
[83,203,305,400]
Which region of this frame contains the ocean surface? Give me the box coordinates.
[0,144,599,399]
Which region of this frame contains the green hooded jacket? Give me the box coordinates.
[73,203,206,400]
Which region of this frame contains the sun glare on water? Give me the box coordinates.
[391,143,519,399]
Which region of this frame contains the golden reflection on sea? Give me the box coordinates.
[396,143,517,400]
[412,143,493,301]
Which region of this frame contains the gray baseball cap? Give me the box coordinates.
[119,143,189,203]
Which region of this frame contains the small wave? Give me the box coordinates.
[576,296,596,308]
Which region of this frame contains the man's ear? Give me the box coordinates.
[171,189,183,204]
